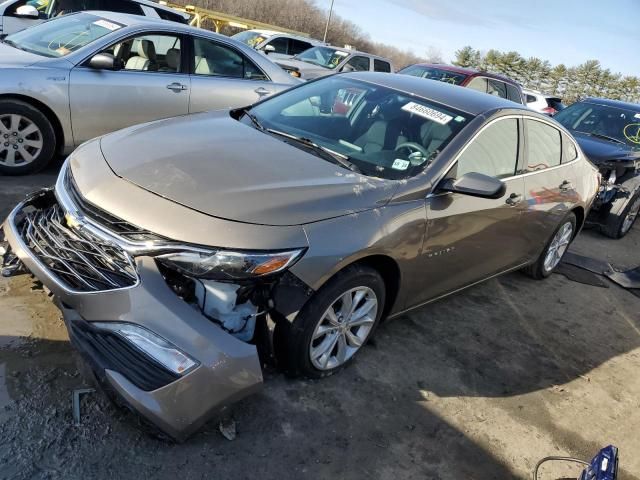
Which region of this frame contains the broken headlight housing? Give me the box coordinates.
[155,248,305,280]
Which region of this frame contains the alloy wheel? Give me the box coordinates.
[621,196,640,235]
[309,287,378,371]
[543,222,573,273]
[0,114,44,167]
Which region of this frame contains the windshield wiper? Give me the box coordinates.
[242,109,265,131]
[265,128,361,173]
[2,39,25,52]
[578,131,626,145]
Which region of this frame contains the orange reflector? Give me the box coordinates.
[252,257,289,275]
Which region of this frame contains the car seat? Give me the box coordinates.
[125,40,158,71]
[161,48,181,72]
[354,119,405,153]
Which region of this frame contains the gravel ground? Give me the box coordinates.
[1,162,639,480]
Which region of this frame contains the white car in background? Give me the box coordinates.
[232,29,324,60]
[523,89,565,116]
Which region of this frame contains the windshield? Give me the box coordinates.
[4,12,122,58]
[295,46,350,69]
[554,102,640,150]
[231,30,269,48]
[399,65,468,86]
[244,76,472,180]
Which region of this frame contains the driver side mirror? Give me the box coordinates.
[262,44,276,54]
[88,53,120,71]
[15,5,39,18]
[439,172,506,199]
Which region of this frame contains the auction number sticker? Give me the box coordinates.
[402,102,453,125]
[93,19,122,31]
[392,159,410,170]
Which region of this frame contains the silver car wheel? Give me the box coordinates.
[310,287,378,371]
[543,221,573,273]
[621,196,640,235]
[0,114,44,167]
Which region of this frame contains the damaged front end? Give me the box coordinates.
[589,158,640,223]
[0,165,315,441]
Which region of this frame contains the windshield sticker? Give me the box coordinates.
[392,159,410,170]
[635,113,640,119]
[623,123,640,144]
[402,102,453,125]
[454,115,466,123]
[93,19,122,31]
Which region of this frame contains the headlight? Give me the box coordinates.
[92,322,198,375]
[156,248,305,280]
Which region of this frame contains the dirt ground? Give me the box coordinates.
[1,160,639,480]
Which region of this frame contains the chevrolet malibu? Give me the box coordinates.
[1,73,599,440]
[0,11,298,175]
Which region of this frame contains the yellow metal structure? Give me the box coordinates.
[159,2,309,37]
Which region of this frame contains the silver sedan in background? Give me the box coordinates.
[0,11,299,174]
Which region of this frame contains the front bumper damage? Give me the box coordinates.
[1,188,310,441]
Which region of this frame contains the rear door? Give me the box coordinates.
[188,35,277,112]
[418,117,528,303]
[69,32,190,144]
[521,118,579,258]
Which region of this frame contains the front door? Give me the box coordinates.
[416,117,529,303]
[69,32,190,145]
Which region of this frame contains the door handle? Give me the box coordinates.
[505,192,523,206]
[559,180,573,191]
[166,82,188,92]
[254,87,271,96]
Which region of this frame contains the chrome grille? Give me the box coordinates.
[19,198,138,292]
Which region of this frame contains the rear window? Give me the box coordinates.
[525,94,537,103]
[374,59,392,72]
[399,65,467,85]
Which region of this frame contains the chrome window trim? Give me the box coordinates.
[428,114,582,198]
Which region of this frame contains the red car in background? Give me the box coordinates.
[399,63,525,105]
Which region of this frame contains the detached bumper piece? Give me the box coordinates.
[69,320,179,392]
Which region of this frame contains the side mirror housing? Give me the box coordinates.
[88,53,119,70]
[439,172,506,199]
[15,5,39,18]
[263,44,276,54]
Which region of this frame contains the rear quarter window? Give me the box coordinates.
[524,119,561,172]
[562,134,578,163]
[374,59,391,72]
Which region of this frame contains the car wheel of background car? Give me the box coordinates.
[600,192,640,239]
[524,212,576,280]
[282,265,386,379]
[0,100,56,176]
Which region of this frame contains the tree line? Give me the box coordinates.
[453,47,639,104]
[173,0,638,105]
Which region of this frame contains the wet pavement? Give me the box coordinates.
[1,163,639,479]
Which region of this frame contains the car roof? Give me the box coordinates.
[346,72,527,116]
[408,63,520,86]
[77,11,223,36]
[317,46,391,63]
[581,97,640,111]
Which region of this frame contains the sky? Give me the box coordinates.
[320,0,639,76]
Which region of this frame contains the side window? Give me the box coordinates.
[193,38,268,81]
[525,119,561,172]
[525,94,537,103]
[289,39,312,56]
[400,65,428,77]
[107,0,144,15]
[487,79,507,99]
[506,84,523,104]
[562,134,578,163]
[108,34,182,73]
[466,77,487,93]
[265,37,288,54]
[374,59,392,72]
[455,119,519,179]
[344,56,370,72]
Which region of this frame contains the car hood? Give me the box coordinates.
[572,131,640,165]
[0,41,44,67]
[276,58,333,79]
[100,111,398,226]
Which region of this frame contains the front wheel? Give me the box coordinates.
[524,212,576,280]
[600,191,640,239]
[281,265,385,378]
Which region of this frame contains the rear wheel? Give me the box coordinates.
[282,265,385,378]
[524,212,576,279]
[0,100,56,176]
[600,191,640,239]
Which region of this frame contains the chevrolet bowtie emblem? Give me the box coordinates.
[64,212,83,230]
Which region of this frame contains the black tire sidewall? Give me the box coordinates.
[0,100,56,175]
[286,266,386,379]
[617,191,640,237]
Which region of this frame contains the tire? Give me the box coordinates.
[281,265,386,379]
[600,191,640,239]
[0,100,56,176]
[523,212,576,280]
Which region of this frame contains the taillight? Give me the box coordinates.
[542,107,557,116]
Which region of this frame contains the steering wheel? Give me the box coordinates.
[395,142,430,158]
